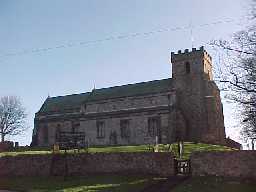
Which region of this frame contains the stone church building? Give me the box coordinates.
[31,47,226,147]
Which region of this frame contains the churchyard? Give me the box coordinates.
[0,142,233,158]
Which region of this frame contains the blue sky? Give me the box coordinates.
[0,0,249,145]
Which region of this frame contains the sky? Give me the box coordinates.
[0,0,250,146]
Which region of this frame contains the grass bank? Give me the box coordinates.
[0,142,235,159]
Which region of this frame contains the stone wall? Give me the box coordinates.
[191,151,256,179]
[0,141,14,152]
[0,155,52,176]
[36,92,175,146]
[0,152,174,177]
[41,109,173,146]
[85,93,174,113]
[2,151,256,178]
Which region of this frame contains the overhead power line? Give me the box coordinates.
[0,18,239,58]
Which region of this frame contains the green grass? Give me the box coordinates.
[172,176,256,192]
[0,175,166,192]
[168,142,235,159]
[0,142,235,159]
[88,145,151,153]
[1,176,255,192]
[0,150,52,157]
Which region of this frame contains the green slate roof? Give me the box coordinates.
[38,78,173,114]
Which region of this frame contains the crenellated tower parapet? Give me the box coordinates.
[171,46,213,80]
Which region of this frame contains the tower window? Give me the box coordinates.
[185,62,191,74]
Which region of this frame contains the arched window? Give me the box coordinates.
[185,62,190,74]
[55,124,61,142]
[43,124,48,144]
[120,119,130,138]
[97,121,105,138]
[72,121,80,133]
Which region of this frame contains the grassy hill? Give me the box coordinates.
[0,142,235,159]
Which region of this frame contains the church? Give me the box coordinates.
[31,46,226,147]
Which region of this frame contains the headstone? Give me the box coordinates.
[53,144,60,153]
[14,142,19,148]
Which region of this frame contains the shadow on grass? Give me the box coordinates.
[172,176,256,192]
[0,174,164,192]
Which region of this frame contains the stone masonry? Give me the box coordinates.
[1,151,256,179]
[191,151,256,179]
[0,152,175,177]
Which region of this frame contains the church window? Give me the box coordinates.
[72,121,80,133]
[185,62,191,74]
[55,124,61,142]
[97,121,105,138]
[148,117,160,137]
[43,124,48,144]
[120,119,130,138]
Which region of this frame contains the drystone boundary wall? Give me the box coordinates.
[0,155,52,176]
[0,142,14,152]
[0,152,174,177]
[191,151,256,179]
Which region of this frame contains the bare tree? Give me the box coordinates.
[0,96,27,142]
[210,1,256,149]
[241,100,256,149]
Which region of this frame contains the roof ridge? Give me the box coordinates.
[48,91,90,100]
[48,78,172,99]
[94,78,172,92]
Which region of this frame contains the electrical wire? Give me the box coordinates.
[0,18,239,59]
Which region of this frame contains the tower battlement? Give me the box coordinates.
[171,46,212,63]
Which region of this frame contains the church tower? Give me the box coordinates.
[171,47,226,144]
